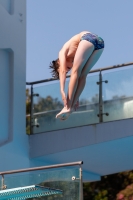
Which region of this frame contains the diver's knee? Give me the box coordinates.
[78,75,87,85]
[79,73,87,81]
[72,68,82,78]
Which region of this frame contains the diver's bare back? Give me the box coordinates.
[60,31,90,59]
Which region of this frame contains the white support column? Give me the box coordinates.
[0,0,29,171]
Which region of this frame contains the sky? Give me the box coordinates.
[26,0,133,82]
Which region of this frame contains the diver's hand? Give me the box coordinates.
[61,91,67,107]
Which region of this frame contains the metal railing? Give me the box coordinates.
[26,62,133,134]
[0,161,83,200]
[0,161,83,176]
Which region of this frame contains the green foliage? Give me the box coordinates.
[34,96,63,113]
[83,170,133,200]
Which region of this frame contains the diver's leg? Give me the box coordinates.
[56,49,104,120]
[72,49,104,107]
[67,40,94,109]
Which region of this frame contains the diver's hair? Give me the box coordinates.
[49,59,60,79]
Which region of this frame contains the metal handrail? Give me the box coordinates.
[0,161,83,175]
[26,62,133,85]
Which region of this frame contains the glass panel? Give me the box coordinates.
[3,167,80,200]
[102,65,133,122]
[32,73,99,134]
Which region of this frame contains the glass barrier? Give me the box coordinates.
[1,167,81,200]
[32,74,99,133]
[26,64,133,134]
[102,65,133,122]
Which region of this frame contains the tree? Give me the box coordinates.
[83,170,133,200]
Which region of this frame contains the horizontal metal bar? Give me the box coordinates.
[0,161,83,175]
[26,77,58,85]
[26,62,133,85]
[90,62,133,73]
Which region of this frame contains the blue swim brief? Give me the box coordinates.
[80,33,104,50]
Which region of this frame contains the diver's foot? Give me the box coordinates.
[56,107,72,120]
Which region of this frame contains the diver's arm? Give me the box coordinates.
[59,49,68,106]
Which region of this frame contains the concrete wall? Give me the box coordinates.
[29,118,133,158]
[29,118,133,181]
[0,0,29,171]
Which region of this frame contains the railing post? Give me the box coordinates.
[1,175,4,189]
[99,70,103,122]
[29,85,40,134]
[1,175,6,190]
[30,85,34,134]
[97,70,109,122]
[79,165,83,200]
